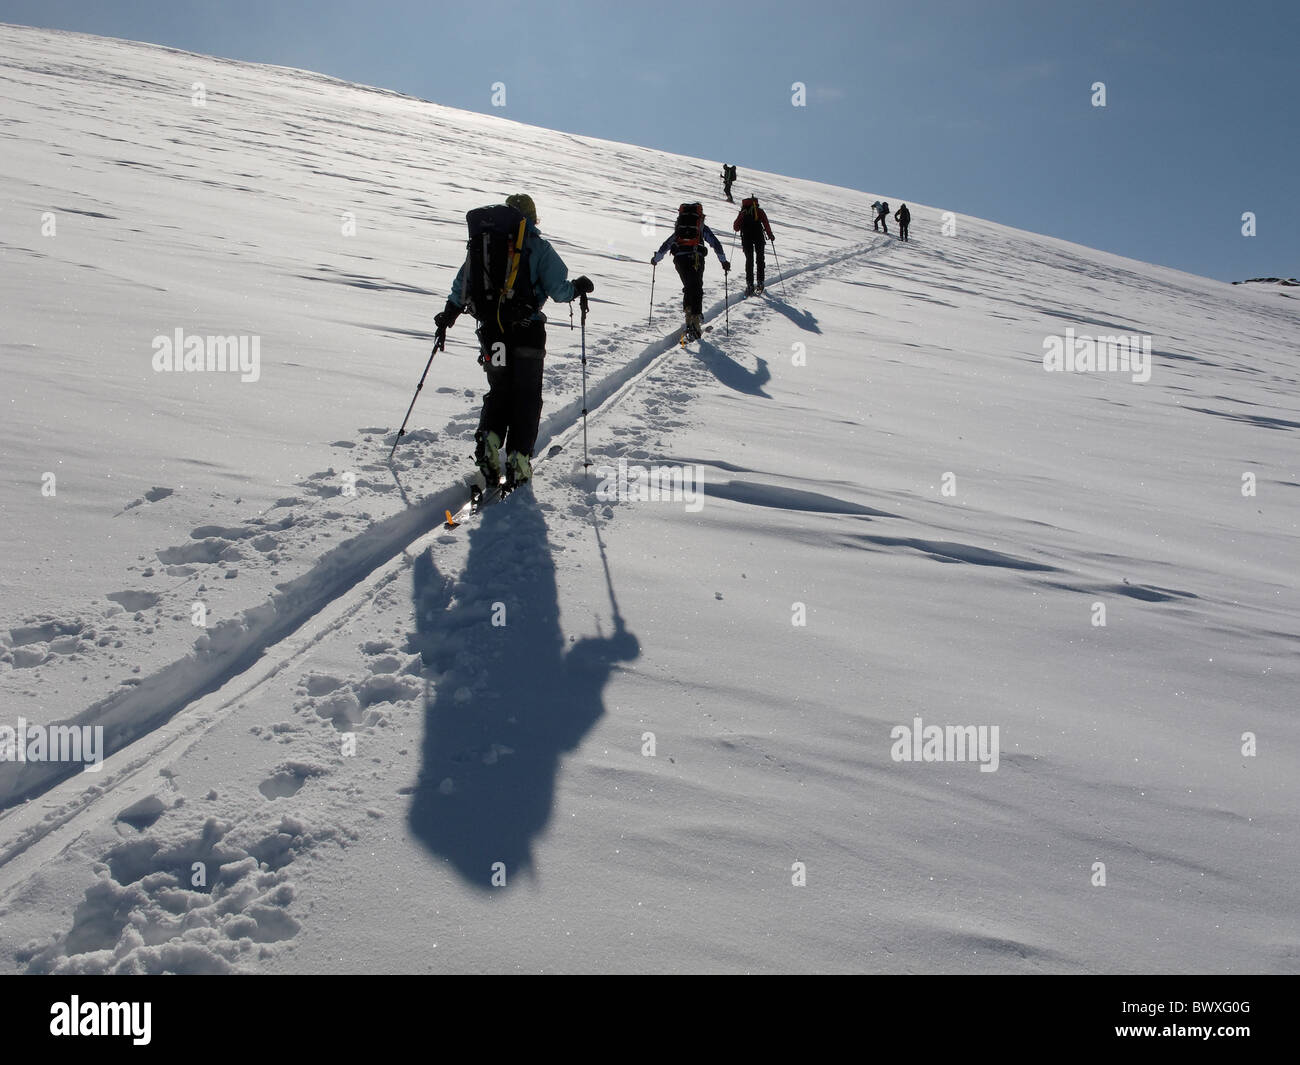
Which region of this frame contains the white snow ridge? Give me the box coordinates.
[0,23,1296,976]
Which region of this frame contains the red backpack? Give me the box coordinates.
[674,202,704,249]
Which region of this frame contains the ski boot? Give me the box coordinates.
[503,450,531,492]
[475,429,504,489]
[686,312,703,340]
[744,284,755,298]
[754,284,764,296]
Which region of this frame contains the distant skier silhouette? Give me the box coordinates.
[721,163,737,203]
[894,203,911,242]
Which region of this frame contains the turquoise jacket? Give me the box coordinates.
[448,219,577,323]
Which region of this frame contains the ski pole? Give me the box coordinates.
[389,330,445,461]
[724,262,729,336]
[580,292,591,470]
[770,238,788,299]
[730,231,738,327]
[648,262,656,327]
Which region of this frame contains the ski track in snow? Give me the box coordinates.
[0,236,883,813]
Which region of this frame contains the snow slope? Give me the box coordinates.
[0,24,1296,974]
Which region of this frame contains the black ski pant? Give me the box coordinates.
[476,335,545,459]
[874,213,889,234]
[674,255,705,317]
[898,221,909,241]
[741,232,766,290]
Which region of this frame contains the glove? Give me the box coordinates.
[572,275,594,296]
[722,262,730,273]
[434,300,460,331]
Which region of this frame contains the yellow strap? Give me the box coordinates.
[498,217,527,332]
[503,217,526,295]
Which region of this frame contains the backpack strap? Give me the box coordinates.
[503,216,527,299]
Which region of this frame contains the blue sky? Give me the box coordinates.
[2,0,1296,281]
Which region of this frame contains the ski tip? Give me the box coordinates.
[444,509,459,528]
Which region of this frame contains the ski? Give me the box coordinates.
[472,482,509,514]
[443,480,483,528]
[444,480,508,528]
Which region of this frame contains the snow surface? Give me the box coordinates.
[0,24,1296,974]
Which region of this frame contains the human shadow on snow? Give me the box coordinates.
[406,488,639,890]
[694,338,771,398]
[759,294,821,334]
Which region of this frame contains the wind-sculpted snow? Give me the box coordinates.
[703,479,897,517]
